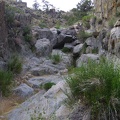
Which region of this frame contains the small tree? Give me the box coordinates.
[33,0,40,10]
[77,0,92,12]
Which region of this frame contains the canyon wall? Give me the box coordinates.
[94,0,120,19]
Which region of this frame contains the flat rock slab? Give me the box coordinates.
[28,75,65,88]
[13,83,34,99]
[7,81,69,120]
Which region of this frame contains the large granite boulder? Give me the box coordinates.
[76,54,99,67]
[35,38,52,57]
[108,23,120,57]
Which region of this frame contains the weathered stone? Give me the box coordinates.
[35,38,52,57]
[8,81,69,120]
[64,43,73,51]
[85,37,98,48]
[73,44,84,57]
[13,83,34,99]
[28,75,64,88]
[30,65,58,76]
[76,54,99,67]
[0,1,8,60]
[114,19,120,27]
[72,40,81,46]
[108,26,120,57]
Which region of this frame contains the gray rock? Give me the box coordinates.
[52,50,73,67]
[64,43,73,51]
[76,54,99,67]
[73,44,84,57]
[35,38,52,57]
[55,105,71,120]
[72,40,81,46]
[85,37,98,48]
[28,75,64,88]
[8,81,69,120]
[13,83,34,99]
[0,61,7,70]
[33,28,54,40]
[108,27,120,57]
[30,65,58,76]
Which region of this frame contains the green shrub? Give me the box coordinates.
[5,5,23,25]
[39,22,47,28]
[77,31,92,42]
[62,47,71,53]
[108,18,116,28]
[8,55,22,74]
[23,26,31,36]
[0,70,13,96]
[50,54,61,64]
[24,34,32,42]
[43,82,55,91]
[23,26,33,42]
[66,58,120,119]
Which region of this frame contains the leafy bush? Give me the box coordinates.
[43,82,55,91]
[7,55,22,74]
[66,58,120,119]
[0,70,13,96]
[50,54,61,64]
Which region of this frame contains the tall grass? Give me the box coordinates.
[7,55,22,74]
[0,71,13,96]
[66,58,120,119]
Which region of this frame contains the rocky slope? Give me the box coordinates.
[0,0,120,120]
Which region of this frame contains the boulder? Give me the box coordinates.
[73,44,84,57]
[85,37,98,48]
[32,28,54,40]
[52,50,73,67]
[72,40,81,46]
[13,83,34,99]
[7,81,69,120]
[30,65,58,76]
[52,34,75,49]
[28,75,64,88]
[64,43,73,51]
[35,38,52,57]
[76,54,99,67]
[108,26,120,57]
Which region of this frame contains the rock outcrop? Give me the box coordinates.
[0,1,8,60]
[94,0,120,19]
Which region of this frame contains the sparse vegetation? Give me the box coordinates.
[23,26,33,42]
[0,70,13,96]
[39,21,47,28]
[62,47,71,53]
[50,54,61,64]
[7,55,22,74]
[108,18,116,28]
[77,31,92,42]
[43,82,56,91]
[66,58,120,119]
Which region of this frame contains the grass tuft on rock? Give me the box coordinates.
[0,70,13,96]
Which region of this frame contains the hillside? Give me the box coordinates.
[0,0,120,120]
